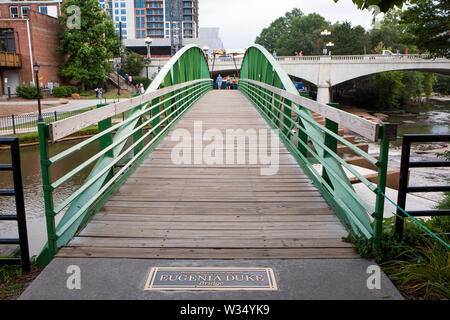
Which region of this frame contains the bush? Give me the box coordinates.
[131,76,151,90]
[346,216,450,299]
[16,84,42,99]
[52,86,79,98]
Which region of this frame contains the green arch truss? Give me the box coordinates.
[37,45,212,264]
[239,45,374,239]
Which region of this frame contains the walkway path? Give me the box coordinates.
[57,90,357,259]
[20,90,403,300]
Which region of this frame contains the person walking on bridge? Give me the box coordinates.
[217,74,223,90]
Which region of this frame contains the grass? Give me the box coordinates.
[347,150,450,300]
[81,92,133,100]
[0,255,44,300]
[10,125,100,144]
[346,216,450,300]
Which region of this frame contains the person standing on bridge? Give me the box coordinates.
[226,76,232,90]
[273,50,277,57]
[217,74,223,90]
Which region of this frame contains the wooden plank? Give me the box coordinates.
[92,213,341,222]
[337,143,369,155]
[79,227,348,239]
[345,155,379,171]
[56,247,359,259]
[68,237,353,248]
[349,170,400,190]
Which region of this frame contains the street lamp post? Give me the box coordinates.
[145,59,149,80]
[145,37,152,60]
[33,62,43,123]
[115,63,120,99]
[202,46,210,77]
[326,42,335,56]
[320,29,331,55]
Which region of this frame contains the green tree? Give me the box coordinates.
[122,51,145,76]
[255,10,330,56]
[400,0,450,58]
[333,0,421,13]
[255,9,304,53]
[58,0,121,89]
[284,13,330,55]
[330,21,368,55]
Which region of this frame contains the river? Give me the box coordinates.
[0,100,448,257]
[0,140,99,257]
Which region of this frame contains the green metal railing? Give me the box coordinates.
[239,45,397,249]
[37,45,212,265]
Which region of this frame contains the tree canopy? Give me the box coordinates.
[58,0,121,88]
[400,0,450,58]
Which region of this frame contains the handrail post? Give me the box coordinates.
[97,104,113,158]
[151,98,161,135]
[322,103,340,186]
[38,122,57,263]
[282,99,292,138]
[374,123,397,251]
[394,136,411,238]
[97,103,116,182]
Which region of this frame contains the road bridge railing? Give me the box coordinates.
[239,45,398,250]
[274,54,443,63]
[36,45,212,265]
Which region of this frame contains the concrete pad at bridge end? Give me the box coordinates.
[20,258,403,300]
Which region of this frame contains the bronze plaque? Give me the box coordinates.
[144,267,278,291]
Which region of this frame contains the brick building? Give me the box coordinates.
[0,1,65,95]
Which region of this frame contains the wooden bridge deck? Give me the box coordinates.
[58,90,358,259]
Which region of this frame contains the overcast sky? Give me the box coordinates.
[198,0,378,49]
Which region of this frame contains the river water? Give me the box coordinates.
[0,100,448,257]
[0,140,99,257]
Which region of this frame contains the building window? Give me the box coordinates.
[21,6,30,18]
[9,6,19,18]
[39,6,48,15]
[0,29,16,53]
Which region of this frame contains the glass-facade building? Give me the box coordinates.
[99,0,198,40]
[99,0,135,39]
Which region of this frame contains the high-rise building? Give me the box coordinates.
[100,0,198,41]
[99,0,136,40]
[135,0,198,40]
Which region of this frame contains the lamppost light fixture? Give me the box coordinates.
[33,62,40,73]
[145,37,153,45]
[326,42,335,47]
[321,29,331,36]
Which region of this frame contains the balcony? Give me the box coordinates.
[0,52,21,68]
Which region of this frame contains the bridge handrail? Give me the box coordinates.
[49,78,209,142]
[37,45,212,265]
[240,80,377,208]
[239,44,397,249]
[274,54,445,62]
[240,79,380,142]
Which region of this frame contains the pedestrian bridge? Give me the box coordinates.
[36,45,395,265]
[151,53,450,103]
